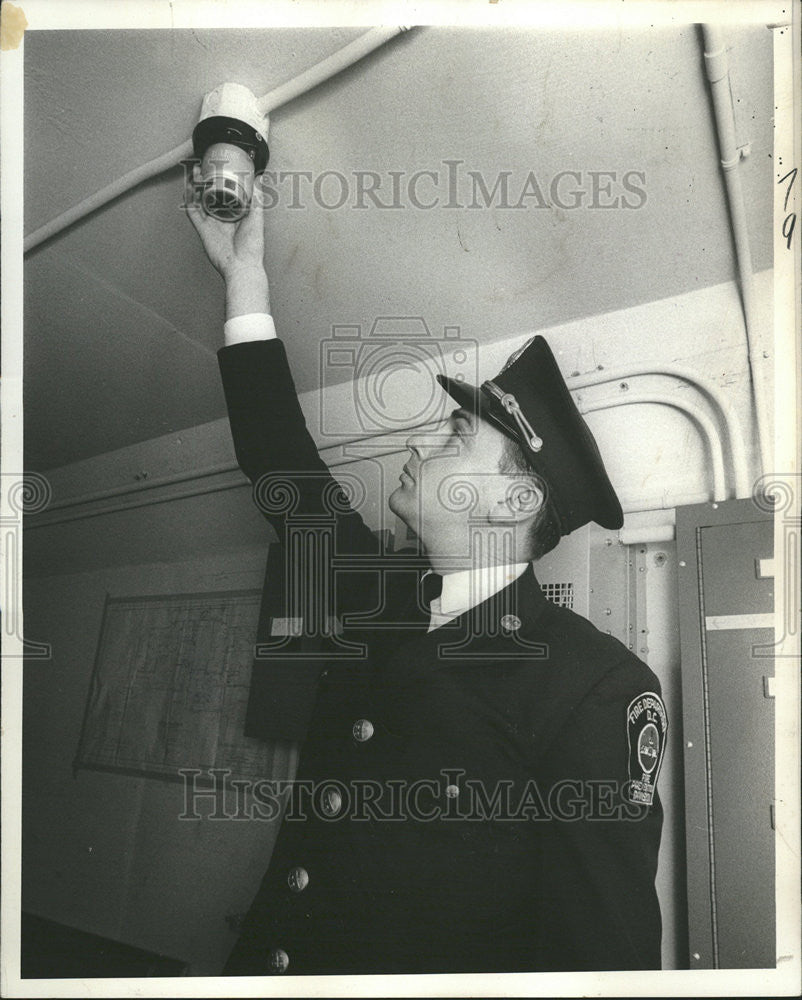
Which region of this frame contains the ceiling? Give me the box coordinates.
[23,24,773,471]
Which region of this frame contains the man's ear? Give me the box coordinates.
[488,477,544,524]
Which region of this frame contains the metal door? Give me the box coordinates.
[676,498,775,968]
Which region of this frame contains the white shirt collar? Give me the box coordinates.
[424,562,530,630]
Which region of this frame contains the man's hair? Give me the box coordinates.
[498,436,562,560]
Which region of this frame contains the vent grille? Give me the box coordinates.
[541,581,574,609]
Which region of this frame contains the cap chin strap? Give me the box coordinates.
[483,381,544,453]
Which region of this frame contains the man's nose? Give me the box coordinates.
[406,434,423,458]
[406,432,439,459]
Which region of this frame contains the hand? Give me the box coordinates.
[185,163,266,281]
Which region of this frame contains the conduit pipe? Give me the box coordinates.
[567,363,749,497]
[254,26,410,114]
[23,26,411,254]
[578,393,728,502]
[701,24,770,475]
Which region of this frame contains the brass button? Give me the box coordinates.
[445,784,460,799]
[321,787,343,816]
[500,614,522,632]
[352,719,374,742]
[287,866,309,893]
[268,947,289,973]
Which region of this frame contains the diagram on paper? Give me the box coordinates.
[75,591,277,781]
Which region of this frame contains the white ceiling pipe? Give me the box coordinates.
[256,26,411,114]
[23,27,412,254]
[578,392,729,501]
[23,138,195,253]
[567,363,750,496]
[701,24,770,476]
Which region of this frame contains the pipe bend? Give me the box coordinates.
[579,391,728,502]
[567,364,750,496]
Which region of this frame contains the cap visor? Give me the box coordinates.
[436,374,483,412]
[436,374,519,441]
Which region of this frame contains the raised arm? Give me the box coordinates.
[185,165,379,559]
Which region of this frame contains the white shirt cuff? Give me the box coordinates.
[224,313,277,346]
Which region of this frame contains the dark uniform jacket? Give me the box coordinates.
[218,339,665,976]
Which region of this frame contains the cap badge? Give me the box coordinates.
[500,336,537,373]
[484,380,543,453]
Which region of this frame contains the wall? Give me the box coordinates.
[22,271,771,973]
[23,540,293,975]
[23,24,774,471]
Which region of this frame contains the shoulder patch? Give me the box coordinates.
[626,691,667,806]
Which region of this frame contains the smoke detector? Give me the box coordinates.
[192,83,269,222]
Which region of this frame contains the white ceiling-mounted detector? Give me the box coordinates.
[192,83,269,222]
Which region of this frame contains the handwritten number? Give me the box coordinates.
[778,168,797,250]
[782,212,796,250]
[778,167,797,211]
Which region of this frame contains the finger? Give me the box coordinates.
[251,174,267,211]
[238,191,266,244]
[183,161,201,197]
[183,164,205,225]
[184,194,206,234]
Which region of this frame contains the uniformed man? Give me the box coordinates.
[187,165,667,975]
